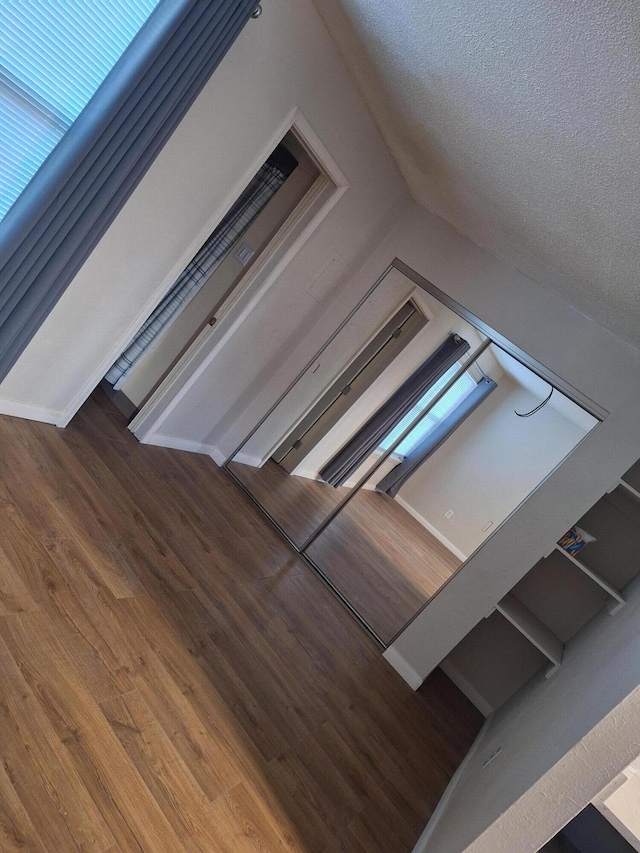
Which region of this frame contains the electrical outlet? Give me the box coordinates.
[444,509,454,520]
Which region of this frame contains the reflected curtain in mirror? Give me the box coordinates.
[376,376,497,498]
[320,333,470,487]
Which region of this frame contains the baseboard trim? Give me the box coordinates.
[208,446,226,466]
[411,717,492,852]
[290,466,319,480]
[142,432,217,456]
[395,496,468,563]
[382,646,425,690]
[232,451,264,467]
[0,398,63,425]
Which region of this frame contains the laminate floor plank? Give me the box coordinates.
[228,458,348,544]
[0,759,47,853]
[0,544,39,615]
[0,389,483,852]
[43,543,241,802]
[0,626,116,852]
[307,488,461,643]
[120,594,293,766]
[0,613,187,853]
[100,690,230,853]
[0,533,134,701]
[348,781,419,853]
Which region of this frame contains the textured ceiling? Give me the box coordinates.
[312,0,640,347]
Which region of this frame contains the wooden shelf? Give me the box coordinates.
[496,593,564,671]
[554,545,625,614]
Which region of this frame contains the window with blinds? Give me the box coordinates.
[379,362,477,457]
[0,0,160,222]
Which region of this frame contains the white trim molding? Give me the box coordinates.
[232,451,265,467]
[208,445,227,466]
[382,645,425,690]
[130,108,349,446]
[395,495,468,563]
[0,398,63,425]
[142,432,217,457]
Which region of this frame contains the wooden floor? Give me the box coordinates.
[228,459,347,546]
[0,390,482,852]
[307,490,462,643]
[229,459,461,642]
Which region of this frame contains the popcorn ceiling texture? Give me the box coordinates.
[312,0,640,347]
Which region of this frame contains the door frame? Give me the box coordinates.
[128,108,349,450]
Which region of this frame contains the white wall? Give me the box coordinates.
[0,0,408,426]
[416,575,640,853]
[398,378,589,558]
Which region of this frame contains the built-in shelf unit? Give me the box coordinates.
[442,459,640,716]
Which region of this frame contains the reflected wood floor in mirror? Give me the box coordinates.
[229,459,462,642]
[307,490,462,643]
[0,389,482,852]
[228,458,348,544]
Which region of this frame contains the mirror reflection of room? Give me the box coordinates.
[227,265,598,644]
[227,267,488,545]
[307,341,598,642]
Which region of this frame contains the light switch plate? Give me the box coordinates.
[233,243,255,266]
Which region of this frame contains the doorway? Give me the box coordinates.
[101,130,321,417]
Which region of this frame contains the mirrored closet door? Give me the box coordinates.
[226,261,600,644]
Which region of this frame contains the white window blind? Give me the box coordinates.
[380,362,477,457]
[0,0,160,221]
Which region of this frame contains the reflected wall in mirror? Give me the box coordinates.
[226,261,600,645]
[307,342,598,642]
[227,266,488,546]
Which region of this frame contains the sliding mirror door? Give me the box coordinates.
[307,340,598,642]
[227,266,489,547]
[226,262,600,644]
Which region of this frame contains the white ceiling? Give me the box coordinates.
[312,0,640,347]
